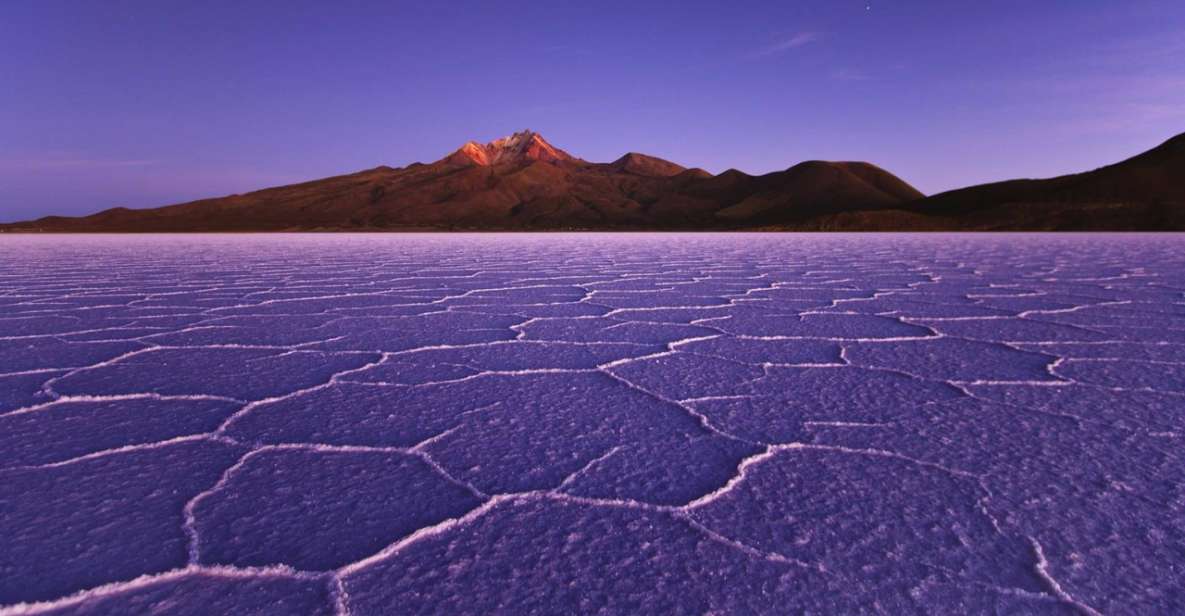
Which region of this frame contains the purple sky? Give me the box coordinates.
[2,1,1183,222]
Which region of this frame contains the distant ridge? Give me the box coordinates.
[3,130,1183,232]
[840,131,1185,231]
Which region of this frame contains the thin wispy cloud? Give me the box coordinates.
[830,68,870,82]
[0,159,158,170]
[751,32,820,58]
[1057,91,1185,136]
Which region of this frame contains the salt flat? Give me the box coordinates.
[1,233,1183,615]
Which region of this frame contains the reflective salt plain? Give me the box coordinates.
[1,233,1183,615]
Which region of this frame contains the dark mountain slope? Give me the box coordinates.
[894,132,1185,230]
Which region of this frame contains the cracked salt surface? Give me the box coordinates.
[1,233,1183,614]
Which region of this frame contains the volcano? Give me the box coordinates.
[0,130,925,232]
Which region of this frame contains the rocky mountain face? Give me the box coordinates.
[444,130,578,167]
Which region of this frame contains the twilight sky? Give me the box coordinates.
[2,1,1183,222]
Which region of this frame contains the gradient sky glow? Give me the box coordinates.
[2,0,1183,221]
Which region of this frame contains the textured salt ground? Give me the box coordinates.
[1,233,1184,615]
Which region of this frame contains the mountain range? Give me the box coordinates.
[3,130,1183,232]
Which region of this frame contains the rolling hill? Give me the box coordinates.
[843,131,1185,231]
